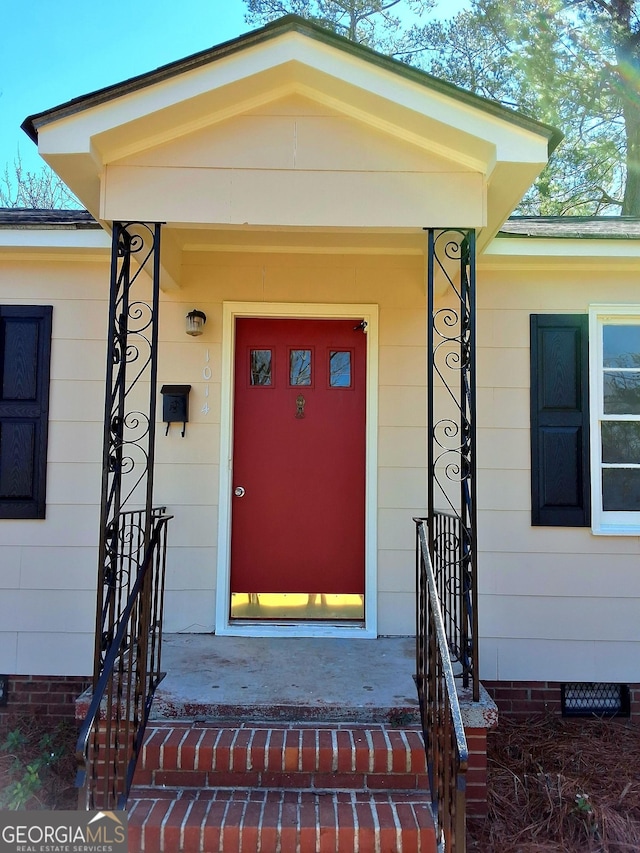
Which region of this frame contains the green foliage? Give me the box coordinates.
[574,792,593,814]
[0,719,76,810]
[573,791,601,838]
[244,0,434,53]
[405,0,639,214]
[2,767,43,811]
[243,0,640,216]
[1,728,28,753]
[462,0,637,214]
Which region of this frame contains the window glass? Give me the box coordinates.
[329,351,351,387]
[290,350,311,386]
[601,422,640,463]
[250,350,272,385]
[602,469,640,511]
[591,310,640,533]
[603,371,640,414]
[603,325,640,367]
[602,326,640,413]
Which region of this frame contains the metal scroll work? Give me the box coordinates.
[94,222,162,679]
[426,229,479,701]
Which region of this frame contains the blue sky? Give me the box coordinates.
[1,0,468,179]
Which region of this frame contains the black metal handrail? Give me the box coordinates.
[430,509,477,696]
[76,510,171,810]
[415,517,468,853]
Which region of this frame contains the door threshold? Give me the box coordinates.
[217,621,376,639]
[230,592,365,621]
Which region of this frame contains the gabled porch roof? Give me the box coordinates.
[22,16,561,159]
[21,15,560,271]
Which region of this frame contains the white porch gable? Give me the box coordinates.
[24,15,558,267]
[102,96,485,229]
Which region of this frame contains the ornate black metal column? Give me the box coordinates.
[93,222,162,683]
[426,229,479,701]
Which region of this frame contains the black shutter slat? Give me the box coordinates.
[2,320,39,399]
[540,426,581,507]
[531,314,590,526]
[0,306,52,519]
[0,421,36,498]
[0,403,43,417]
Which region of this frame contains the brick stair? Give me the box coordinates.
[127,721,437,852]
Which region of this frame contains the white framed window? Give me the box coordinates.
[589,305,640,534]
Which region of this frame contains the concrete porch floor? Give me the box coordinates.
[150,634,421,724]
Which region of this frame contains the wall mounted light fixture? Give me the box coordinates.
[186,309,207,337]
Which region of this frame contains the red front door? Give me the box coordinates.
[230,318,366,617]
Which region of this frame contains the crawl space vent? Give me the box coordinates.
[561,682,630,718]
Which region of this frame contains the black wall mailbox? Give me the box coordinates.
[161,384,191,437]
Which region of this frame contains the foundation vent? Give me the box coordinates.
[561,682,630,718]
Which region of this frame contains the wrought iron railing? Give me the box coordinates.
[426,228,479,702]
[77,222,167,810]
[415,517,468,853]
[76,508,171,810]
[95,222,162,677]
[429,509,475,692]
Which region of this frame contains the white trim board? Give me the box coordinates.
[589,304,640,536]
[215,301,379,638]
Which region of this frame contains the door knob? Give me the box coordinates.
[234,486,245,497]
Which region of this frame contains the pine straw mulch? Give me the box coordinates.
[467,714,640,853]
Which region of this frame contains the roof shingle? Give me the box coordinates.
[0,208,99,229]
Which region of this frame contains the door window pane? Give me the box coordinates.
[330,351,351,387]
[290,350,311,385]
[250,350,272,385]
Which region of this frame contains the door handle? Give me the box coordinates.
[234,486,245,497]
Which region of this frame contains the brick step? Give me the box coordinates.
[127,787,437,853]
[132,722,428,792]
[127,722,436,851]
[134,723,428,790]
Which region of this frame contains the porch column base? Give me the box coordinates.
[459,682,498,818]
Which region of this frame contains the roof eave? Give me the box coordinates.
[21,14,561,154]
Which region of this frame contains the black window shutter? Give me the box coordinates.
[0,306,53,519]
[530,314,590,526]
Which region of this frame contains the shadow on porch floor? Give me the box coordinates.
[151,634,420,724]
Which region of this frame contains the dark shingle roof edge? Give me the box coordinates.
[498,216,640,240]
[21,15,562,157]
[3,210,640,240]
[0,208,100,229]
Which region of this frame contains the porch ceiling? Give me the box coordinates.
[168,224,427,256]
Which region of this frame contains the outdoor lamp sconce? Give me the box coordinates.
[186,309,207,336]
[0,675,7,707]
[161,384,191,437]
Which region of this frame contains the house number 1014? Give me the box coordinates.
[201,350,211,414]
